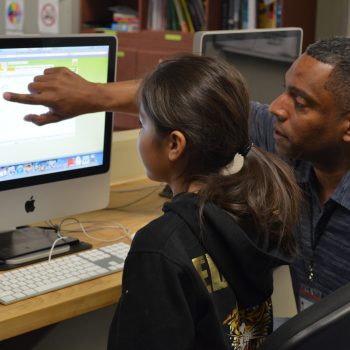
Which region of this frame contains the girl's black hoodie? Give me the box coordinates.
[108,192,288,350]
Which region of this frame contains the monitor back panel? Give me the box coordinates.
[193,28,303,104]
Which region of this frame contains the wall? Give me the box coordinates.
[110,130,146,184]
[316,0,350,39]
[0,0,80,35]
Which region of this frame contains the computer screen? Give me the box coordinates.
[193,28,303,104]
[0,35,116,261]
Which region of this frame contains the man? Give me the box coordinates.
[249,37,350,311]
[3,37,350,311]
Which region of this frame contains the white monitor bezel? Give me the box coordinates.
[0,34,117,230]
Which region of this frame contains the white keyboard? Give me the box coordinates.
[0,242,130,305]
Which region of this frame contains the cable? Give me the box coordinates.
[108,186,162,210]
[44,183,165,260]
[48,232,69,262]
[45,217,132,263]
[110,183,164,193]
[58,217,133,243]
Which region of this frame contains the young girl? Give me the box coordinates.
[108,54,300,350]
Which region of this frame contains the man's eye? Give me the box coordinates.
[294,97,306,110]
[295,101,305,109]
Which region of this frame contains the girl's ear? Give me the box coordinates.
[168,130,186,161]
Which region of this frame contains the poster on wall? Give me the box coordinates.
[38,0,59,34]
[5,0,24,34]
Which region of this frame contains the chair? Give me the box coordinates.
[259,281,350,350]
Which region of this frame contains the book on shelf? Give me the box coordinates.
[241,0,257,29]
[111,21,140,32]
[180,0,195,32]
[173,0,189,32]
[257,0,281,28]
[108,5,137,16]
[221,0,283,30]
[147,0,165,31]
[172,0,206,33]
[188,0,206,31]
[223,0,241,29]
[111,15,140,32]
[221,0,228,29]
[165,0,173,30]
[146,0,207,33]
[109,5,140,32]
[276,0,282,27]
[169,0,181,30]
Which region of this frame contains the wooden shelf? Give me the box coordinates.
[79,0,317,130]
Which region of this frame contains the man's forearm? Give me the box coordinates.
[95,79,141,114]
[3,67,142,126]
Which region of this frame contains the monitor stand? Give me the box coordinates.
[0,226,91,270]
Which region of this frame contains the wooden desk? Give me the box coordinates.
[0,178,166,341]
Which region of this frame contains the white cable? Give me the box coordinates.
[77,222,130,243]
[59,218,132,242]
[46,218,132,262]
[48,230,69,262]
[46,217,132,263]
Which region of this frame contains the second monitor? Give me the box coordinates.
[193,28,303,104]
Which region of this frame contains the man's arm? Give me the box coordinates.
[249,101,277,153]
[3,67,141,126]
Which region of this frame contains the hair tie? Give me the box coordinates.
[238,142,253,157]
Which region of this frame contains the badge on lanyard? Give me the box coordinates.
[299,284,322,311]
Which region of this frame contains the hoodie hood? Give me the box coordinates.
[164,192,289,308]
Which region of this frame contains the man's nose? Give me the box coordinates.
[269,93,289,122]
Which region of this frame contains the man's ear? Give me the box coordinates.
[168,130,186,161]
[343,114,350,143]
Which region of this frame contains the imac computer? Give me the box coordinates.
[193,28,303,104]
[0,34,116,268]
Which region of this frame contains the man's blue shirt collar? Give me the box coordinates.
[293,160,350,211]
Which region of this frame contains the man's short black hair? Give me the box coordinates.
[306,37,350,114]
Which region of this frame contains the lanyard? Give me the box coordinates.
[301,183,337,284]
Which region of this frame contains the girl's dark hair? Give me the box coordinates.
[139,54,301,256]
